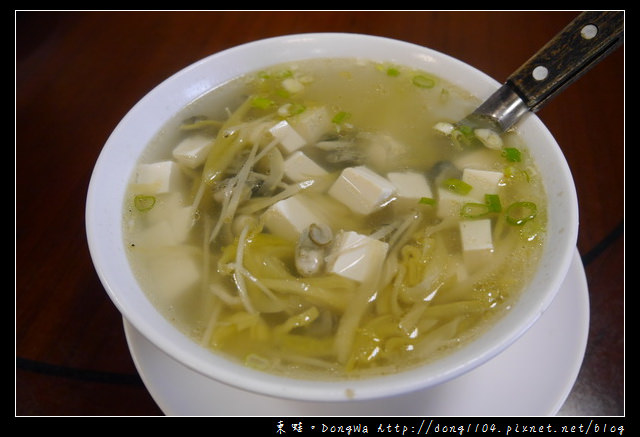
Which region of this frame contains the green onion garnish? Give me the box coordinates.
[502,147,522,162]
[461,194,502,218]
[505,201,537,225]
[485,194,502,212]
[412,74,436,88]
[332,111,351,124]
[442,178,472,195]
[418,197,436,205]
[461,202,490,218]
[387,67,401,77]
[288,103,306,116]
[134,194,156,212]
[457,125,474,138]
[251,96,275,109]
[503,165,530,181]
[449,125,476,148]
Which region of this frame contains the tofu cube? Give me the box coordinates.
[172,134,213,168]
[168,205,195,243]
[453,149,499,171]
[283,151,328,182]
[262,195,325,241]
[436,187,473,219]
[361,132,407,172]
[326,231,389,283]
[387,171,433,210]
[136,161,185,194]
[328,166,396,215]
[290,106,333,145]
[136,220,180,247]
[136,204,194,247]
[148,250,200,301]
[459,219,493,252]
[462,168,503,202]
[281,77,304,94]
[269,120,307,154]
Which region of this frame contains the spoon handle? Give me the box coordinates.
[507,10,624,114]
[470,11,624,131]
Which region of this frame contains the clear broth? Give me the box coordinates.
[123,58,546,380]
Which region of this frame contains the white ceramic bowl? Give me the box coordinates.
[86,33,578,402]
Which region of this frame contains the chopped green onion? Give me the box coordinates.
[503,165,516,178]
[457,125,474,138]
[461,194,502,218]
[449,125,475,148]
[418,197,436,205]
[412,74,436,88]
[502,147,522,162]
[485,194,502,212]
[287,103,306,116]
[442,178,472,195]
[387,67,401,77]
[276,69,294,79]
[277,102,307,118]
[332,111,351,124]
[461,202,489,218]
[504,165,531,182]
[134,194,156,212]
[505,201,537,225]
[251,96,275,109]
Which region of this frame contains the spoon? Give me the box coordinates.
[460,11,624,132]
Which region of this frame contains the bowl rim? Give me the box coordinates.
[86,32,579,402]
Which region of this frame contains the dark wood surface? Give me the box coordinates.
[16,11,624,417]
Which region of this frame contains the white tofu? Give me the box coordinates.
[459,219,493,252]
[360,132,407,172]
[283,151,328,182]
[326,231,389,283]
[136,161,185,194]
[148,250,200,301]
[269,120,307,154]
[136,220,180,247]
[136,205,194,247]
[436,187,474,219]
[328,166,396,215]
[246,120,274,144]
[387,171,433,210]
[281,77,304,93]
[453,149,500,171]
[261,195,325,241]
[290,106,333,145]
[168,205,195,242]
[462,168,503,202]
[172,134,213,168]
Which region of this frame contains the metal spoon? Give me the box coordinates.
[460,11,624,132]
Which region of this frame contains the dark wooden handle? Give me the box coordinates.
[507,11,624,113]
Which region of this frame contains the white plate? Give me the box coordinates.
[123,249,588,416]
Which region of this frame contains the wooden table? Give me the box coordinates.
[16,11,624,417]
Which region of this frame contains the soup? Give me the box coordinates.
[123,58,546,380]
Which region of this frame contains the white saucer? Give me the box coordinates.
[123,249,589,416]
